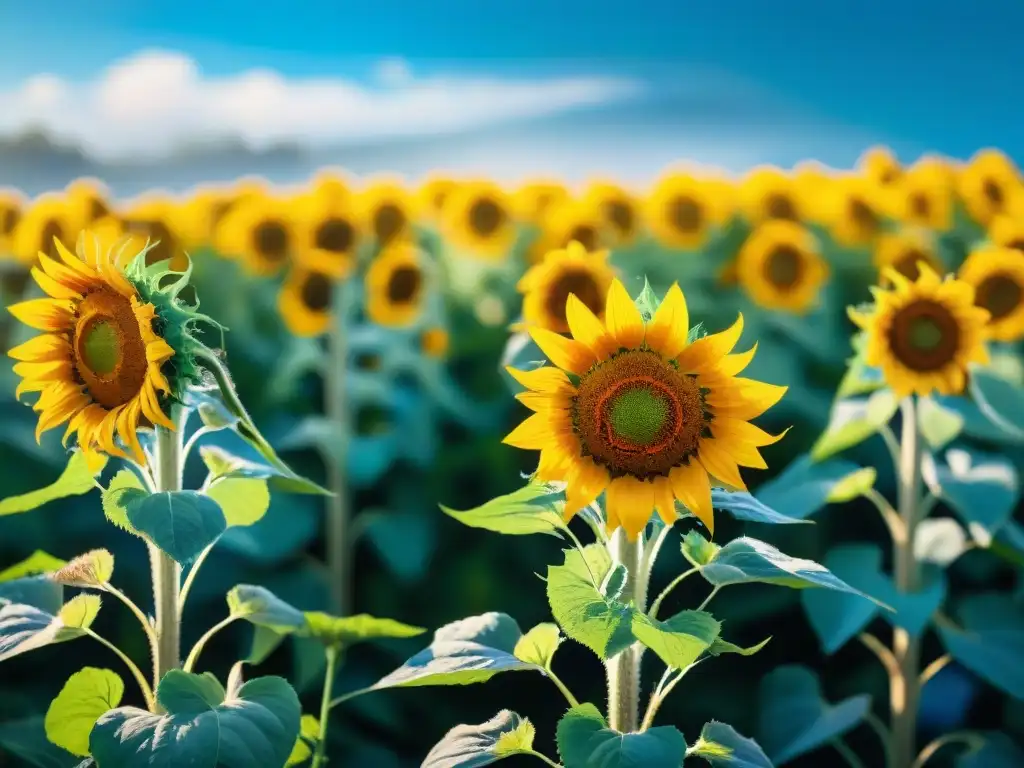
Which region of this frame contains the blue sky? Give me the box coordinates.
[0,0,1022,180]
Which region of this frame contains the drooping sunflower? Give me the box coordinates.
[739,166,805,224]
[849,265,990,397]
[888,158,955,231]
[874,231,945,286]
[644,172,733,250]
[66,179,115,226]
[417,174,461,221]
[278,266,335,337]
[957,246,1024,342]
[512,179,571,225]
[10,195,80,267]
[584,181,641,246]
[292,196,362,279]
[858,146,903,187]
[358,179,414,248]
[826,176,887,247]
[0,191,25,256]
[365,243,427,327]
[7,232,206,463]
[215,191,297,276]
[440,181,516,260]
[120,196,191,271]
[528,199,609,263]
[505,280,786,539]
[518,241,617,334]
[958,149,1022,227]
[735,221,829,313]
[420,327,450,358]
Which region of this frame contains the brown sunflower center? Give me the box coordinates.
[39,220,64,260]
[374,203,406,245]
[253,220,289,262]
[0,207,20,235]
[568,226,598,252]
[468,198,505,236]
[880,169,899,185]
[887,299,961,372]
[301,272,333,312]
[910,193,930,219]
[766,194,797,221]
[315,218,354,253]
[606,200,634,235]
[669,196,703,232]
[983,178,1004,205]
[73,289,149,409]
[387,265,421,304]
[764,244,803,289]
[88,198,110,223]
[975,273,1022,321]
[544,269,604,327]
[573,350,709,479]
[893,250,931,281]
[850,198,879,232]
[1007,239,1024,253]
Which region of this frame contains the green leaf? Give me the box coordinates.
[924,447,1020,538]
[423,710,536,767]
[101,470,145,534]
[631,610,720,669]
[913,518,969,566]
[374,613,543,688]
[0,594,100,662]
[709,636,771,657]
[0,716,79,768]
[0,553,65,613]
[682,531,721,567]
[634,278,661,322]
[52,550,114,588]
[90,670,301,768]
[206,478,271,528]
[197,445,321,499]
[285,714,319,766]
[918,396,964,449]
[45,667,124,757]
[958,733,1024,768]
[227,585,307,631]
[513,623,562,667]
[440,482,566,537]
[0,451,106,516]
[825,467,877,504]
[757,665,869,764]
[556,703,687,768]
[124,490,227,565]
[301,612,425,648]
[938,593,1024,699]
[969,368,1024,439]
[755,454,874,520]
[835,333,885,399]
[709,490,811,525]
[688,721,773,767]
[0,551,66,581]
[547,546,635,659]
[811,389,898,461]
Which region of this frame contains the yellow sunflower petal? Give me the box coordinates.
[8,298,75,331]
[669,460,714,534]
[565,294,614,357]
[698,439,748,491]
[652,476,679,526]
[528,326,596,375]
[603,279,645,349]
[563,460,610,519]
[605,476,655,541]
[645,283,690,359]
[505,365,573,393]
[718,344,758,377]
[30,267,82,301]
[677,313,744,371]
[8,335,71,363]
[503,412,562,449]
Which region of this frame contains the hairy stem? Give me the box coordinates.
[605,529,644,733]
[312,647,339,768]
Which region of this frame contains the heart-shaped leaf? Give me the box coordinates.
[709,490,811,526]
[757,665,869,764]
[0,451,106,516]
[206,478,271,528]
[969,369,1024,439]
[0,594,100,662]
[811,390,898,461]
[918,397,964,449]
[923,447,1020,537]
[124,490,227,565]
[754,454,875,521]
[513,623,562,668]
[300,612,425,648]
[938,593,1024,700]
[688,721,774,767]
[423,710,536,767]
[227,585,307,631]
[556,703,686,768]
[45,667,124,757]
[101,470,145,534]
[89,670,301,768]
[440,482,566,537]
[374,613,544,688]
[631,610,720,670]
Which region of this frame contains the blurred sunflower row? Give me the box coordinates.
[1,146,1023,344]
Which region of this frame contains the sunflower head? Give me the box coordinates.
[849,264,990,398]
[10,194,80,267]
[441,181,516,259]
[528,199,609,264]
[644,172,733,250]
[736,221,828,314]
[310,170,352,205]
[958,149,1022,227]
[889,158,955,231]
[215,191,295,275]
[120,197,191,271]
[957,246,1024,342]
[417,175,461,220]
[739,166,804,224]
[365,242,426,327]
[8,231,212,463]
[279,266,335,337]
[66,178,114,225]
[826,176,886,247]
[292,195,361,279]
[858,146,903,187]
[0,191,25,253]
[518,241,617,334]
[874,231,944,286]
[584,181,640,246]
[358,180,413,248]
[512,180,571,224]
[505,278,786,540]
[988,209,1024,255]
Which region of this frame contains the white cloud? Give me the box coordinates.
[0,50,642,161]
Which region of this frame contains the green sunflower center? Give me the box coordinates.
[81,320,120,376]
[908,317,944,351]
[607,386,670,446]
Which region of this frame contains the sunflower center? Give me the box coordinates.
[254,220,289,262]
[606,201,634,234]
[469,198,504,236]
[568,226,598,252]
[888,299,961,372]
[880,169,898,185]
[40,220,64,260]
[764,245,803,289]
[300,272,333,312]
[89,199,110,223]
[983,178,1004,205]
[850,199,879,232]
[374,204,405,245]
[0,207,19,235]
[910,193,930,218]
[975,273,1022,320]
[1007,239,1024,253]
[894,250,930,281]
[388,265,421,303]
[669,196,702,232]
[315,218,354,253]
[545,269,604,327]
[766,194,797,221]
[73,289,149,409]
[573,350,709,480]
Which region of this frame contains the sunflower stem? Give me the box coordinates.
[325,286,352,615]
[148,406,185,712]
[605,529,644,733]
[311,646,339,768]
[890,397,924,768]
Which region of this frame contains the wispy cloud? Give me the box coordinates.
[0,50,644,161]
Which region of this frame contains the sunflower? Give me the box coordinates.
[7,232,204,464]
[874,231,945,286]
[215,191,297,276]
[528,199,609,263]
[827,176,886,247]
[739,166,805,224]
[988,211,1024,255]
[441,181,516,260]
[365,243,426,327]
[310,170,352,205]
[735,221,828,314]
[858,146,903,187]
[293,196,361,279]
[849,265,989,398]
[278,266,335,337]
[644,172,732,250]
[0,191,24,255]
[120,197,191,271]
[420,327,450,358]
[512,179,571,224]
[518,241,617,334]
[957,246,1024,342]
[958,149,1022,227]
[66,179,115,225]
[358,179,414,248]
[417,175,460,220]
[584,181,640,246]
[504,280,786,539]
[888,158,955,231]
[10,195,80,267]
